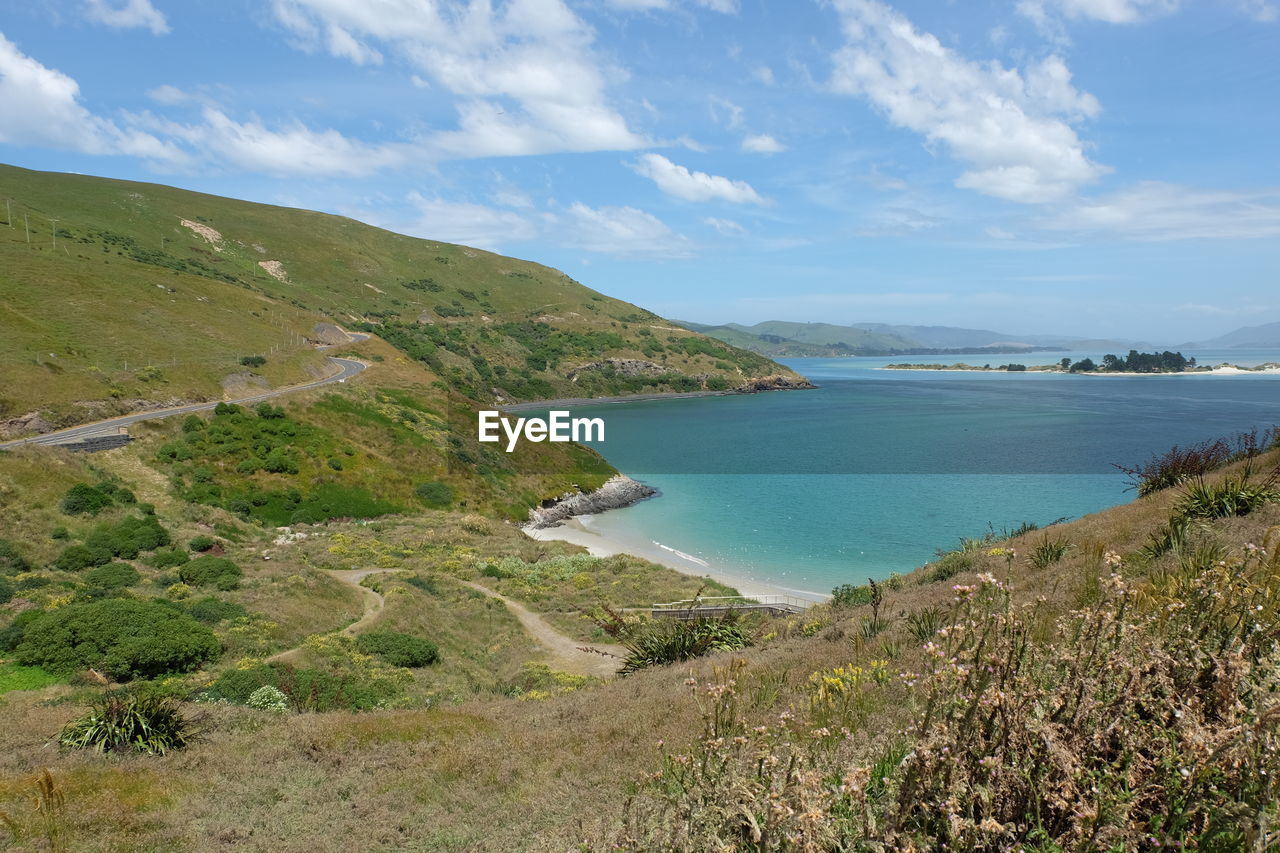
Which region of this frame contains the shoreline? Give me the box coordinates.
[523,514,828,603]
[880,364,1280,376]
[498,380,816,413]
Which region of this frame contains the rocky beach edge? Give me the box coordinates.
[523,474,658,529]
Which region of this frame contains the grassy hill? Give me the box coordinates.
[0,163,804,435]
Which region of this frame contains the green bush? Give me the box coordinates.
[0,610,42,652]
[355,631,440,667]
[84,562,141,589]
[202,663,390,712]
[239,355,267,368]
[0,539,30,575]
[60,692,193,754]
[1028,535,1072,570]
[831,584,875,608]
[179,556,242,590]
[15,599,220,680]
[53,544,112,572]
[83,514,170,560]
[185,596,247,624]
[414,480,454,508]
[0,576,13,605]
[60,483,114,515]
[246,685,289,712]
[188,535,216,552]
[145,546,190,569]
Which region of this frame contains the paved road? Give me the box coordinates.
[1,350,368,450]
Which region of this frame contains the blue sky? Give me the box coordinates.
[1,0,1277,342]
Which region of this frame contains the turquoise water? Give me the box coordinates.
[554,350,1280,596]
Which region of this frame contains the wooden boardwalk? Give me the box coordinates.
[651,595,814,619]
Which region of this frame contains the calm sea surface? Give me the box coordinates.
[554,350,1280,596]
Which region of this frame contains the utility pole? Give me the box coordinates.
[5,199,11,227]
[50,218,59,250]
[24,213,30,243]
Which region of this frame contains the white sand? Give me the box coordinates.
[523,515,827,602]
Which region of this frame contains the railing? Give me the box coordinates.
[651,594,815,615]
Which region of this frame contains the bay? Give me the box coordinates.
[544,349,1280,596]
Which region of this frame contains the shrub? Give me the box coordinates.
[0,539,30,575]
[188,535,216,552]
[620,615,753,675]
[1177,469,1279,520]
[202,663,390,712]
[925,549,973,583]
[59,483,114,515]
[60,692,193,754]
[15,599,220,680]
[239,355,267,367]
[355,631,440,667]
[0,610,42,652]
[145,546,189,569]
[414,480,454,508]
[1116,427,1279,496]
[83,514,170,560]
[0,575,13,605]
[246,685,289,712]
[179,556,242,590]
[53,544,111,572]
[1027,535,1072,569]
[185,596,247,624]
[831,583,874,608]
[84,562,141,589]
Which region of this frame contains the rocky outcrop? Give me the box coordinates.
[0,411,56,440]
[735,375,816,393]
[525,474,657,529]
[566,359,672,380]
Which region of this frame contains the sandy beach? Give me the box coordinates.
[523,514,828,603]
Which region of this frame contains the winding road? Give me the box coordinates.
[0,337,369,450]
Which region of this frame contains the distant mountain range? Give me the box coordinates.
[675,320,1158,358]
[1178,321,1280,350]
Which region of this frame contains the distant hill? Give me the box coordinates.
[676,319,1142,358]
[1180,321,1280,349]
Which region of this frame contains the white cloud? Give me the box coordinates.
[1017,0,1179,27]
[1040,182,1280,241]
[269,0,645,159]
[602,0,738,11]
[742,133,785,154]
[145,107,407,176]
[561,202,690,256]
[752,65,775,85]
[829,0,1106,203]
[83,0,170,35]
[709,96,744,130]
[0,33,181,162]
[1232,0,1279,21]
[704,216,745,235]
[856,205,945,237]
[401,193,537,250]
[145,84,190,105]
[630,153,765,204]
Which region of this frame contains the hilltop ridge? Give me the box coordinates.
[0,163,805,438]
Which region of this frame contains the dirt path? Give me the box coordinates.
[266,570,625,678]
[267,568,401,666]
[458,580,625,678]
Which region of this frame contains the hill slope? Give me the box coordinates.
[0,164,805,436]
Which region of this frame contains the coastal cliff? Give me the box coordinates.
[525,474,657,528]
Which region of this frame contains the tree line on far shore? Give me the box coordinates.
[1062,350,1195,374]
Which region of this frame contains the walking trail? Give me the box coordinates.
[268,570,625,678]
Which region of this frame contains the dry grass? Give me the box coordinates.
[0,450,1275,850]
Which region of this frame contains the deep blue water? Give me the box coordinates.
[550,350,1280,596]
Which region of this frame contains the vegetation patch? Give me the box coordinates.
[178,555,242,590]
[355,630,440,668]
[0,661,60,693]
[15,599,220,680]
[60,691,194,755]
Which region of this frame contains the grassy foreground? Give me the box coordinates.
[1,439,1277,849]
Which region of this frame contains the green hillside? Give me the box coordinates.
[0,164,804,436]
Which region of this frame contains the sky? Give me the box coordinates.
[0,0,1277,343]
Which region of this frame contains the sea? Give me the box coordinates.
[550,349,1280,597]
